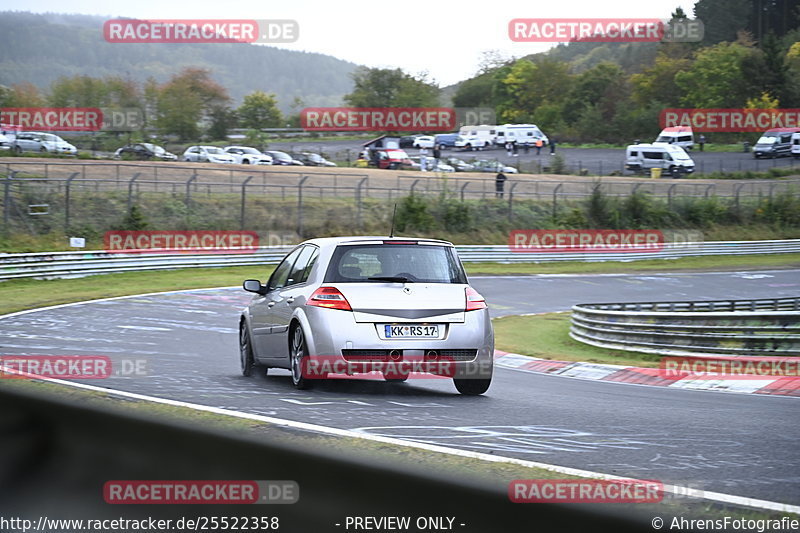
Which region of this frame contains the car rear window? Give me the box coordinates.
[324,244,467,284]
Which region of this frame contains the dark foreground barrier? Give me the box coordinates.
[0,385,652,532]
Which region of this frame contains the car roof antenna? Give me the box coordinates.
[389,203,398,238]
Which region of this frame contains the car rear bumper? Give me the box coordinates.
[303,306,494,372]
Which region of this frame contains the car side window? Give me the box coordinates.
[286,245,315,286]
[299,249,319,283]
[267,247,303,291]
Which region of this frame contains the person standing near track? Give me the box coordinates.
[495,171,507,198]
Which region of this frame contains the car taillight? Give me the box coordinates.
[307,287,352,311]
[465,287,487,311]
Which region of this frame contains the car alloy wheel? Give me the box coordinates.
[290,325,311,389]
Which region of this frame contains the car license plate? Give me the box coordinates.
[383,325,439,338]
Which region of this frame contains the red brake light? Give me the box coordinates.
[307,287,352,311]
[465,287,487,311]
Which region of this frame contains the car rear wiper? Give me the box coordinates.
[367,276,412,283]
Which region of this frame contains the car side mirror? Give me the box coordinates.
[243,279,265,294]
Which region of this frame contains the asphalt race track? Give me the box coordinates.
[1,269,798,506]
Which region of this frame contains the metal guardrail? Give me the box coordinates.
[1,240,799,280]
[570,297,800,357]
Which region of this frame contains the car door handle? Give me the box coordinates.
[267,302,275,308]
[286,297,295,304]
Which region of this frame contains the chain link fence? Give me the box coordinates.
[2,161,799,240]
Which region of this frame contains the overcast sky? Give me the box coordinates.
[10,0,698,85]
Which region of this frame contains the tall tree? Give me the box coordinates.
[154,68,229,140]
[675,41,761,107]
[694,0,752,45]
[238,91,283,129]
[344,67,439,107]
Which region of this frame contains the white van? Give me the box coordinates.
[654,127,694,150]
[457,125,496,148]
[625,143,695,177]
[495,124,548,146]
[792,132,800,159]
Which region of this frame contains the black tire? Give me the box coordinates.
[242,159,250,164]
[453,377,492,395]
[290,325,311,390]
[239,324,256,377]
[39,146,47,153]
[14,145,22,154]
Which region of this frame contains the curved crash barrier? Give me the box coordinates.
[0,386,649,532]
[570,297,800,357]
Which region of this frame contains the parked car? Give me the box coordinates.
[412,135,436,149]
[224,146,273,165]
[13,132,77,155]
[752,127,800,159]
[410,157,455,172]
[454,135,489,151]
[444,157,475,172]
[434,133,460,148]
[183,145,235,164]
[399,135,420,148]
[265,150,304,166]
[369,149,413,170]
[0,133,11,151]
[792,132,800,159]
[625,143,695,177]
[114,143,177,161]
[239,236,494,395]
[290,152,337,167]
[471,159,518,173]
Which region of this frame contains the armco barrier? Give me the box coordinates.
[2,239,799,280]
[570,297,800,357]
[0,385,646,532]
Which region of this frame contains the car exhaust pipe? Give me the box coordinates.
[389,350,402,361]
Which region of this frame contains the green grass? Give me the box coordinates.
[493,312,662,367]
[1,253,798,317]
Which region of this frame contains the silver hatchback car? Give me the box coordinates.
[239,237,494,395]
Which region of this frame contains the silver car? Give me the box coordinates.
[13,132,77,155]
[239,237,494,395]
